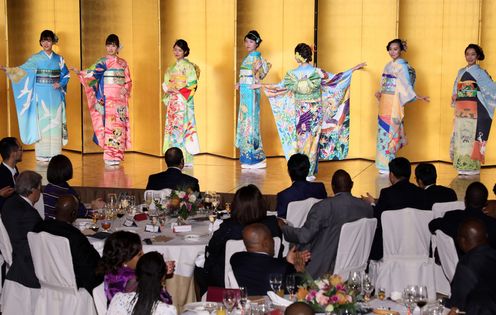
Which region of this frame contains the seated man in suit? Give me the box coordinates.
[362,157,430,260]
[279,169,373,279]
[146,147,200,192]
[415,163,457,208]
[230,223,309,296]
[1,171,43,290]
[0,137,22,209]
[429,182,496,257]
[276,153,327,218]
[446,218,496,315]
[34,195,103,294]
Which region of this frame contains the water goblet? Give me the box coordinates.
[362,273,374,302]
[144,191,153,207]
[238,287,248,311]
[403,285,417,315]
[222,290,237,314]
[212,193,221,210]
[269,273,283,296]
[107,193,117,210]
[348,271,362,295]
[286,274,296,300]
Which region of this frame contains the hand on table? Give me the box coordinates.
[361,192,377,205]
[0,186,14,198]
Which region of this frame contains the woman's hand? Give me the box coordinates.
[53,82,61,89]
[353,62,367,71]
[250,83,262,89]
[0,186,14,198]
[375,91,381,101]
[69,67,80,75]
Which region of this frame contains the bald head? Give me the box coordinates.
[242,223,274,256]
[55,195,78,223]
[285,302,314,315]
[331,169,353,194]
[457,217,488,253]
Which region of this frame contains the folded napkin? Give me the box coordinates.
[267,291,292,307]
[134,213,148,221]
[209,219,223,232]
[195,253,205,268]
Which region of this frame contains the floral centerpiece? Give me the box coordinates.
[296,274,359,314]
[154,189,200,221]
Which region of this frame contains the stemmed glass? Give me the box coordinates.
[362,273,374,302]
[223,290,237,315]
[212,193,221,210]
[238,287,248,312]
[348,271,362,297]
[204,191,214,210]
[414,285,428,315]
[107,193,117,211]
[269,273,283,296]
[402,285,417,315]
[286,274,296,301]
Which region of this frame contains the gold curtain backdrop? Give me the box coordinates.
[1,0,495,164]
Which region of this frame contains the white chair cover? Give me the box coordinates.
[435,230,459,283]
[227,270,239,289]
[283,198,321,256]
[370,208,436,299]
[0,280,39,315]
[0,218,13,266]
[224,237,281,288]
[286,198,322,228]
[27,232,97,315]
[33,193,45,219]
[334,218,377,280]
[432,201,464,219]
[93,282,107,315]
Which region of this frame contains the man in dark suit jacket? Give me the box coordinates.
[34,195,103,294]
[446,218,496,314]
[276,154,327,218]
[279,169,373,279]
[146,147,200,192]
[0,137,22,209]
[362,157,431,260]
[230,223,309,296]
[1,171,43,289]
[429,182,496,257]
[415,163,457,208]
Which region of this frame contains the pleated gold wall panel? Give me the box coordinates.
[6,0,81,150]
[480,0,496,164]
[0,0,7,139]
[318,0,398,160]
[438,0,480,162]
[237,0,314,157]
[398,0,444,162]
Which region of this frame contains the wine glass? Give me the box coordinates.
[222,290,236,314]
[286,274,296,300]
[212,193,221,210]
[238,287,248,311]
[414,285,428,315]
[107,193,117,210]
[348,271,362,295]
[362,273,374,302]
[269,273,283,296]
[145,191,153,207]
[101,220,112,232]
[204,191,214,210]
[403,285,417,315]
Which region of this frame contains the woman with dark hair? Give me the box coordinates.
[71,34,132,166]
[98,231,174,304]
[374,38,429,173]
[162,39,200,167]
[0,30,69,162]
[235,30,271,169]
[198,184,280,293]
[255,43,365,179]
[43,154,104,219]
[451,44,496,175]
[107,252,177,315]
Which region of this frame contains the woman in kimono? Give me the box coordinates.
[235,30,271,169]
[71,34,132,166]
[1,30,69,162]
[374,39,429,173]
[451,44,496,175]
[255,43,365,180]
[162,39,200,167]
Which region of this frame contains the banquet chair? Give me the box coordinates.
[432,201,464,219]
[224,237,281,288]
[27,232,97,315]
[283,198,322,255]
[144,189,173,202]
[333,218,377,281]
[435,230,459,283]
[370,208,436,299]
[93,282,107,315]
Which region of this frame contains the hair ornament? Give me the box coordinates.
[295,52,307,63]
[247,32,261,44]
[401,39,407,51]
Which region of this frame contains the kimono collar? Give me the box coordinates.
[43,51,53,59]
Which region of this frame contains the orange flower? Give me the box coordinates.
[329,274,343,286]
[336,292,348,305]
[170,196,181,207]
[296,287,308,301]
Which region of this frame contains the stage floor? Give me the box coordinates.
[18,151,496,199]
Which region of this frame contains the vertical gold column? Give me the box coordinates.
[5,0,81,150]
[0,0,7,139]
[439,0,480,162]
[398,0,444,162]
[318,0,398,160]
[480,0,496,164]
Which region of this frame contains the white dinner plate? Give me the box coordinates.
[184,302,218,312]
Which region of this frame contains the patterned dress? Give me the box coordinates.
[77,55,132,162]
[375,58,417,172]
[6,51,69,159]
[162,58,200,164]
[265,64,355,176]
[450,65,496,174]
[235,51,271,165]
